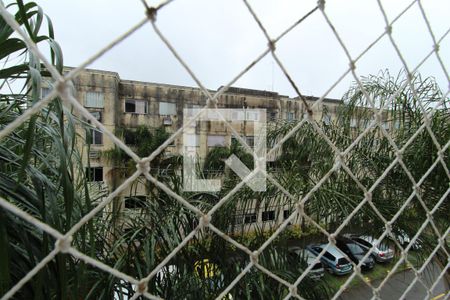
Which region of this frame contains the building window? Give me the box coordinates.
[185,105,202,117]
[207,135,226,147]
[322,114,331,125]
[41,87,51,99]
[185,134,200,147]
[87,129,102,145]
[162,116,173,126]
[364,117,376,129]
[90,111,102,123]
[244,213,257,224]
[85,92,104,108]
[262,210,276,222]
[86,167,103,182]
[283,209,291,220]
[125,99,148,114]
[287,112,295,121]
[231,110,245,120]
[246,111,259,121]
[233,215,244,225]
[124,196,147,209]
[159,102,177,115]
[245,136,254,148]
[269,111,277,121]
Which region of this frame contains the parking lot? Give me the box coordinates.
[340,262,449,300]
[283,233,450,299]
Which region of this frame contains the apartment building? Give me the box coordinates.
[43,67,345,230]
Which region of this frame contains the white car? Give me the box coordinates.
[350,235,395,263]
[288,246,325,280]
[393,229,423,250]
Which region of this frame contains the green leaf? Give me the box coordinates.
[0,38,26,61]
[0,64,28,79]
[0,210,11,296]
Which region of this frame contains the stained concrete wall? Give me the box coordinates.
[67,67,343,217]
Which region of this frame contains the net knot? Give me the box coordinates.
[349,60,356,71]
[289,285,298,297]
[200,214,211,228]
[328,234,336,245]
[385,25,392,34]
[250,251,259,264]
[268,40,276,52]
[55,236,73,253]
[137,280,148,294]
[136,160,150,174]
[317,0,325,11]
[56,80,72,100]
[144,3,157,22]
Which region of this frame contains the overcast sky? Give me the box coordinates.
[37,0,449,99]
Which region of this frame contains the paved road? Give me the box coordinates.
[340,263,449,300]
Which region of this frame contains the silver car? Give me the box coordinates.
[351,235,395,263]
[288,246,325,280]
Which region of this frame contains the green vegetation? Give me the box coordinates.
[0,1,109,298]
[0,1,448,299]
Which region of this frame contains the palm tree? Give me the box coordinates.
[265,70,449,283]
[0,1,116,298]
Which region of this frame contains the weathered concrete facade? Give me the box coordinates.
[52,67,343,229]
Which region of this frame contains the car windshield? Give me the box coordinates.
[360,237,391,251]
[337,258,350,265]
[377,243,390,251]
[347,243,365,255]
[356,238,372,248]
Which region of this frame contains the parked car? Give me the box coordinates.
[392,229,423,250]
[335,236,375,270]
[307,244,353,275]
[288,246,325,280]
[350,235,394,263]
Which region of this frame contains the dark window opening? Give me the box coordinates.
[244,213,257,224]
[86,167,103,182]
[125,100,136,113]
[125,99,148,114]
[87,129,102,145]
[246,136,254,148]
[262,210,275,222]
